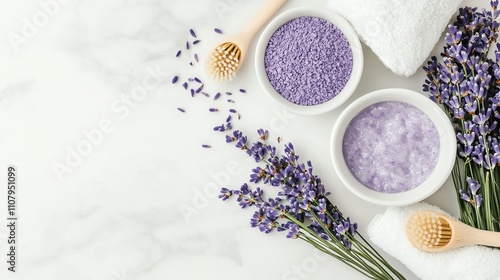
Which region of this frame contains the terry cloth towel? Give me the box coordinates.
[368,202,500,280]
[327,0,463,77]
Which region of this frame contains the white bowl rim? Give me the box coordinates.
[255,7,363,116]
[330,88,457,206]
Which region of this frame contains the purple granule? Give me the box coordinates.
[342,101,440,193]
[193,40,201,45]
[214,28,223,34]
[264,17,353,106]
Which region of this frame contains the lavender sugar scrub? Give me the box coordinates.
[264,16,353,106]
[342,102,440,193]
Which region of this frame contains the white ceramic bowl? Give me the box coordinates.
[255,7,363,115]
[331,88,456,206]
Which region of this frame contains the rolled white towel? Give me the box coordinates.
[368,202,500,280]
[327,0,463,77]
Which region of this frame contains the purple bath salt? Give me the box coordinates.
[342,102,440,193]
[265,17,353,106]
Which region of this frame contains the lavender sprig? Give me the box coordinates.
[423,2,500,232]
[219,129,406,280]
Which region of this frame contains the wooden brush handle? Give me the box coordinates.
[476,229,500,248]
[242,0,287,39]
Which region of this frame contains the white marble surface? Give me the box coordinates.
[0,0,489,279]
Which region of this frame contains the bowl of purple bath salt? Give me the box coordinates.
[331,88,456,206]
[255,7,363,115]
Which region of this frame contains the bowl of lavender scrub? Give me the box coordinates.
[255,7,363,115]
[331,88,456,206]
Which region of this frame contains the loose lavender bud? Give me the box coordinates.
[239,89,246,93]
[177,108,185,113]
[190,29,197,38]
[189,62,193,66]
[172,76,179,84]
[194,77,202,83]
[190,89,195,97]
[225,91,233,96]
[186,41,190,50]
[194,53,199,62]
[182,82,188,90]
[202,92,210,97]
[209,108,218,112]
[226,115,232,122]
[176,50,181,57]
[213,125,225,132]
[188,78,195,82]
[214,28,223,34]
[195,84,204,93]
[229,109,237,113]
[237,113,241,120]
[214,92,221,100]
[227,99,235,103]
[202,144,211,149]
[193,40,201,45]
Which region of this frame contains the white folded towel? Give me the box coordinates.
[327,0,463,77]
[368,202,500,280]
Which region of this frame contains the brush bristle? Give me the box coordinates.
[407,211,452,250]
[206,42,241,82]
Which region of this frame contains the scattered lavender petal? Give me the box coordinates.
[176,50,182,57]
[172,76,179,84]
[190,29,197,38]
[193,40,201,45]
[190,89,195,97]
[214,92,221,100]
[226,115,232,122]
[202,92,210,97]
[177,108,185,113]
[213,125,225,131]
[195,84,204,93]
[194,77,202,83]
[214,28,223,34]
[229,109,237,113]
[239,89,246,93]
[225,91,232,96]
[202,144,211,149]
[209,108,218,112]
[227,99,235,103]
[182,82,188,90]
[186,41,190,50]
